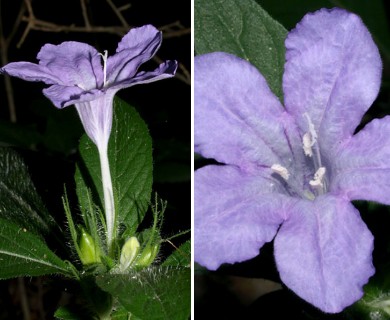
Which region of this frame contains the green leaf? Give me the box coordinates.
[54,306,93,320]
[195,0,288,100]
[162,241,190,267]
[0,217,71,279]
[76,98,153,236]
[111,304,142,320]
[97,267,190,320]
[0,147,57,236]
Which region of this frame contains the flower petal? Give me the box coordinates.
[43,85,104,108]
[283,8,382,154]
[107,25,162,83]
[74,91,116,148]
[108,60,177,91]
[116,25,161,54]
[274,195,374,313]
[0,62,61,84]
[195,52,304,172]
[332,116,390,204]
[195,165,291,270]
[37,41,103,89]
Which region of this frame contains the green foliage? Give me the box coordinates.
[0,217,71,279]
[54,306,93,320]
[347,264,390,320]
[55,276,113,320]
[97,267,191,320]
[162,240,190,267]
[0,148,71,279]
[75,98,153,241]
[195,0,288,100]
[0,147,57,237]
[110,305,142,320]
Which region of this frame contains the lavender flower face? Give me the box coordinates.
[195,8,385,313]
[1,25,177,151]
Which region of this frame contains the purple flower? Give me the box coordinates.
[1,25,177,250]
[0,24,177,151]
[195,8,385,313]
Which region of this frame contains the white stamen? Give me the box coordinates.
[99,50,108,86]
[309,167,326,187]
[304,113,318,143]
[302,113,318,157]
[303,133,313,157]
[271,164,290,180]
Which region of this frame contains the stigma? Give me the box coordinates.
[99,50,108,86]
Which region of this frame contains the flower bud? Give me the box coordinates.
[119,236,140,271]
[78,228,101,265]
[135,243,160,268]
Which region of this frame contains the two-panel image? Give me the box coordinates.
[0,0,389,319]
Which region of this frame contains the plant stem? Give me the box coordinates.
[99,146,115,254]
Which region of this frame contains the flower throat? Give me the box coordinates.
[271,113,328,200]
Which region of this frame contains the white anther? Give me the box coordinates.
[271,164,290,180]
[303,133,313,157]
[309,167,326,187]
[99,50,108,86]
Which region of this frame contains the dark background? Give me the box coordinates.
[0,0,190,319]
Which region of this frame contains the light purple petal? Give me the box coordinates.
[116,25,161,53]
[107,25,162,83]
[283,8,382,155]
[43,85,105,108]
[37,41,103,89]
[0,62,61,84]
[195,52,307,174]
[74,91,116,148]
[274,195,374,313]
[332,116,390,204]
[108,60,177,91]
[195,165,292,270]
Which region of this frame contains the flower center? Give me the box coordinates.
[271,113,328,200]
[99,50,108,86]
